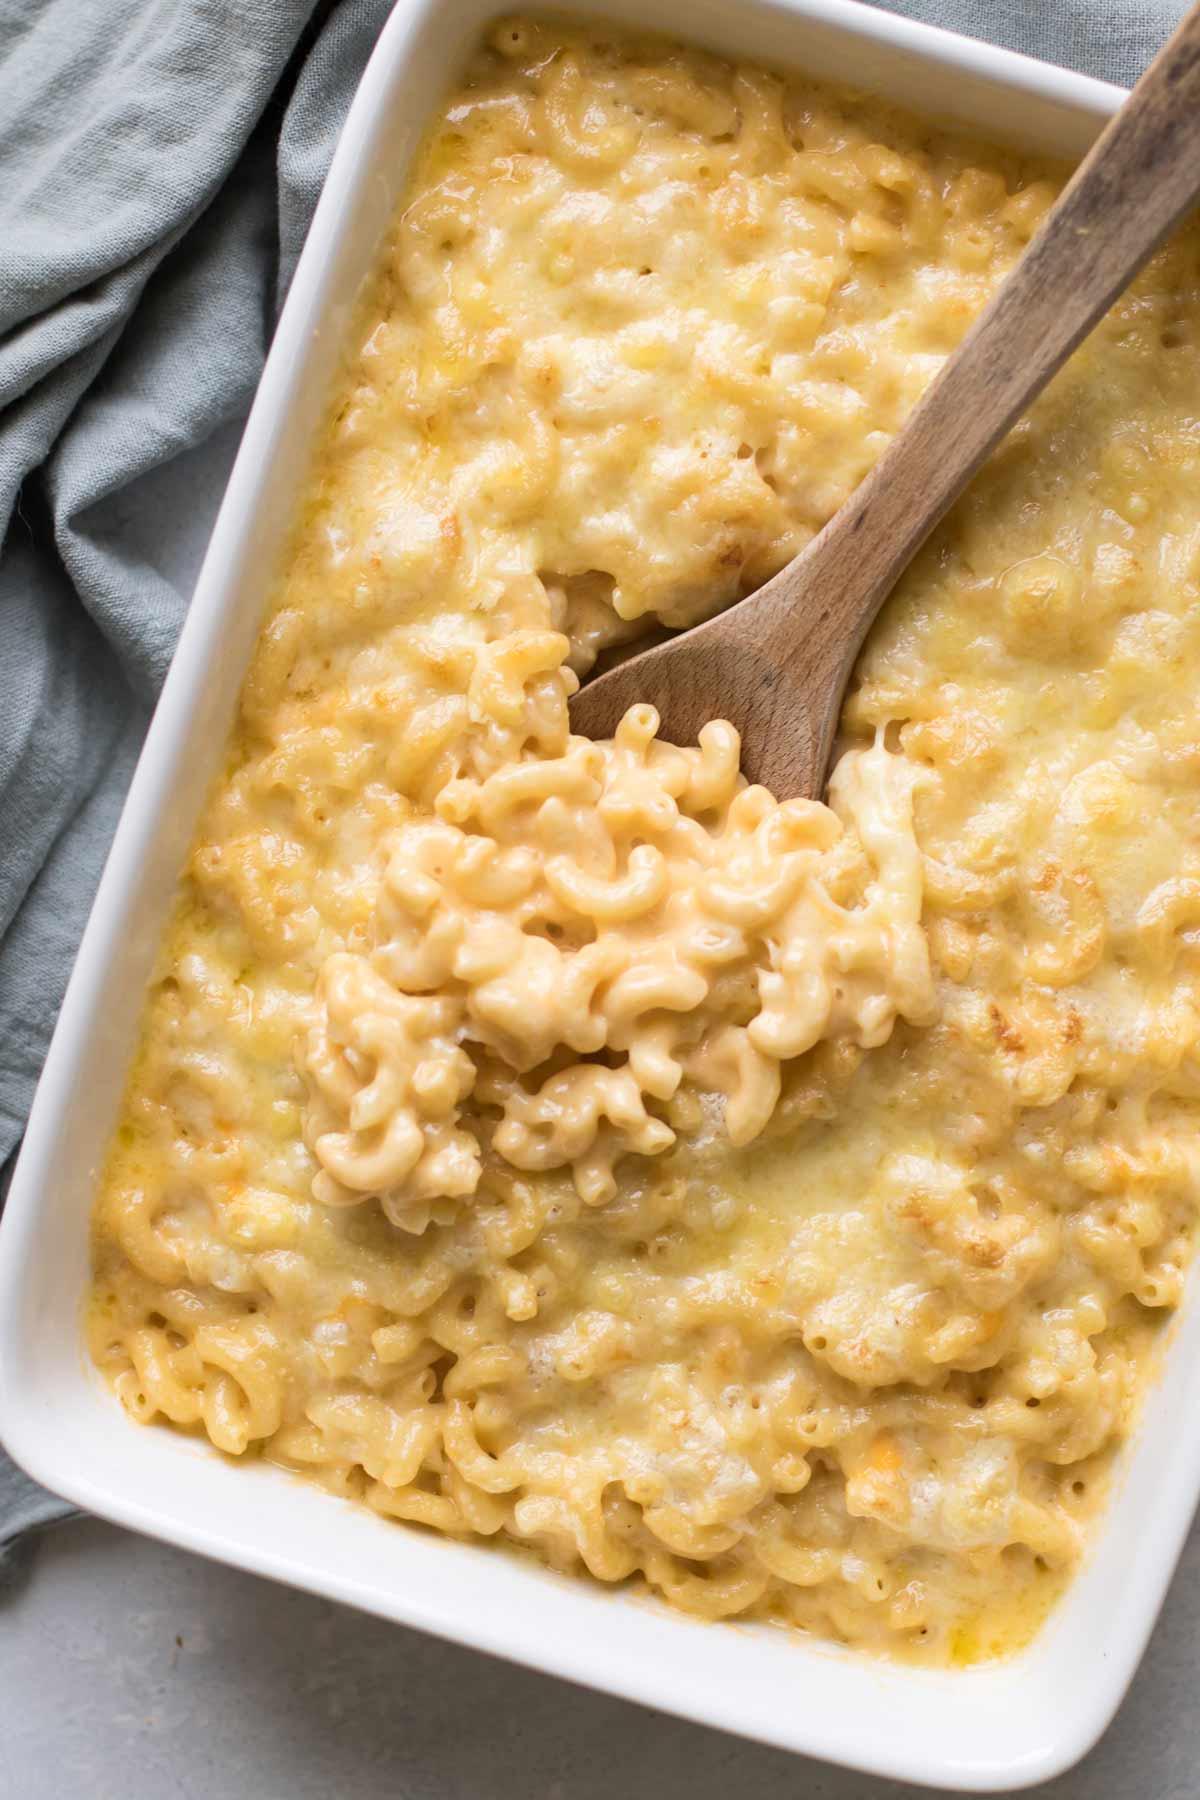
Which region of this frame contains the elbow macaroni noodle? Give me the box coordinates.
[303,712,933,1228]
[89,16,1200,1664]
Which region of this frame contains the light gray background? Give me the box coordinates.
[2,1507,1198,1800]
[5,416,1200,1800]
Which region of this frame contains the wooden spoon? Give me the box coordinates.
[569,4,1200,797]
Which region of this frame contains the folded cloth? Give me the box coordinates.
[0,0,1186,1583]
[0,0,397,1583]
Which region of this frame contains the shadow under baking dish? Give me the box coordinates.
[4,0,1198,1789]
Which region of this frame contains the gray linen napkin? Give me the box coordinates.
[0,0,1187,1582]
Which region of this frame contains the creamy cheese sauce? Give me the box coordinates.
[89,16,1200,1663]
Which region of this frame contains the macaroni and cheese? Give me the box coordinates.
[89,16,1200,1663]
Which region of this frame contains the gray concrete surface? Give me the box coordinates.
[5,411,1200,1800]
[4,1510,1200,1800]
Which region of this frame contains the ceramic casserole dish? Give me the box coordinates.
[4,0,1190,1787]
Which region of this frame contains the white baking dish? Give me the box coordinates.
[1,0,1185,1787]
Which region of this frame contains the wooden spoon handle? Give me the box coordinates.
[761,0,1200,741]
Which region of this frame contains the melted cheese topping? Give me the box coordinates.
[89,16,1200,1663]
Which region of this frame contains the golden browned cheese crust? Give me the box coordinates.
[89,16,1200,1663]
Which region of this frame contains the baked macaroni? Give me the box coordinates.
[90,16,1200,1663]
